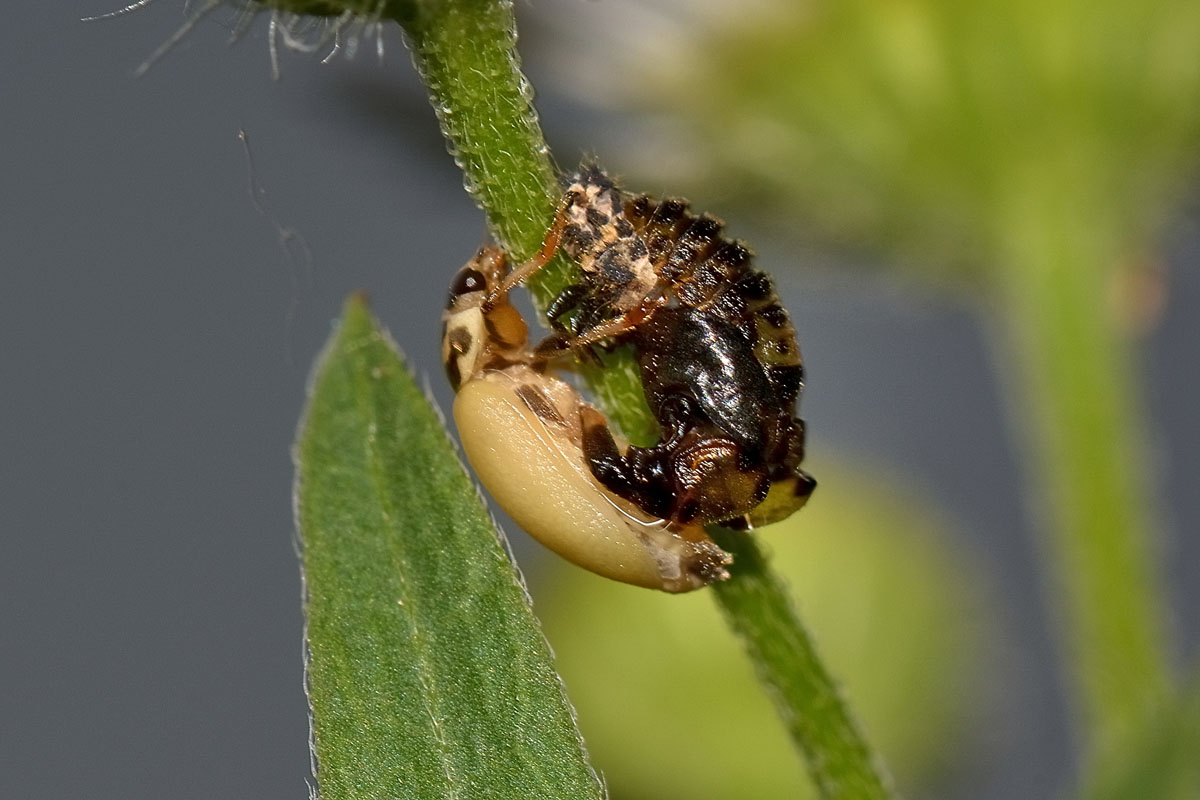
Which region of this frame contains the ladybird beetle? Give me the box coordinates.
[443,246,732,592]
[493,164,816,529]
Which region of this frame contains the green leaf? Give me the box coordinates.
[294,295,603,800]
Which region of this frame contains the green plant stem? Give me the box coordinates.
[395,0,557,262]
[396,1,895,794]
[996,186,1171,758]
[397,0,658,443]
[709,526,896,800]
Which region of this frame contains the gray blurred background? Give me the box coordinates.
[2,3,1197,798]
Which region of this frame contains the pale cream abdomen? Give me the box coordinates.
[454,370,729,593]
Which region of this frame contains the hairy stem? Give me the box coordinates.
[399,0,657,441]
[396,1,895,794]
[710,527,896,799]
[396,1,555,260]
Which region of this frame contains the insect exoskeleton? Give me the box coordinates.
[499,164,816,530]
[442,246,732,593]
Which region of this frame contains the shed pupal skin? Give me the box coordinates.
[490,164,816,531]
[442,246,732,593]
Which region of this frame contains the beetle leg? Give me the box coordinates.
[578,406,641,500]
[485,190,577,307]
[649,393,700,454]
[579,406,676,520]
[545,283,589,331]
[532,332,572,361]
[558,288,667,350]
[533,289,611,364]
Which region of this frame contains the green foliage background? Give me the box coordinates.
[278,0,1200,796]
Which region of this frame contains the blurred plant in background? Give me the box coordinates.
[539,0,1200,789]
[540,462,989,799]
[141,0,1200,794]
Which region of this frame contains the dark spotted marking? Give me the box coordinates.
[515,383,567,429]
[443,327,475,390]
[585,206,609,229]
[447,326,474,354]
[761,306,791,329]
[523,164,816,528]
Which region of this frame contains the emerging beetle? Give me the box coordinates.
[492,164,816,529]
[443,245,732,593]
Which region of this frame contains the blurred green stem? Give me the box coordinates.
[397,0,895,794]
[710,527,896,800]
[995,183,1171,756]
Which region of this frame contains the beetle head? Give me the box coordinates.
[442,246,529,391]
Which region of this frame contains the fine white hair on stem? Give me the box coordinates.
[81,0,158,22]
[87,0,390,79]
[267,2,388,78]
[133,0,224,77]
[225,0,263,44]
[371,18,384,63]
[262,12,346,79]
[267,13,281,79]
[319,25,343,65]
